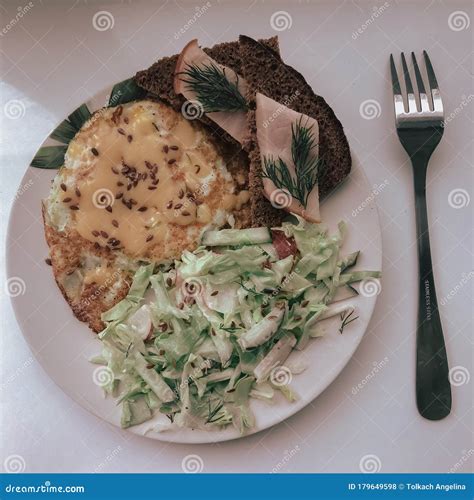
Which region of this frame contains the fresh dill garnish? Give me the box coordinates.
[206,399,225,424]
[180,63,248,113]
[339,309,359,334]
[261,118,323,208]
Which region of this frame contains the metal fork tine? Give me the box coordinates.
[401,53,414,94]
[390,54,401,95]
[401,52,417,113]
[411,52,430,112]
[390,54,405,117]
[423,50,443,114]
[423,50,439,89]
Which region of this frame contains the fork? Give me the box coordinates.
[390,52,451,420]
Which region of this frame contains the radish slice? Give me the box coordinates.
[174,39,248,143]
[127,304,153,340]
[255,92,321,223]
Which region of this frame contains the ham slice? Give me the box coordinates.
[174,39,248,144]
[255,92,321,223]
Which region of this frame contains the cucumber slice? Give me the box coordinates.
[237,302,285,350]
[202,227,272,246]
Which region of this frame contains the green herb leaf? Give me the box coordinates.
[108,77,146,107]
[67,104,92,130]
[261,118,323,208]
[50,104,92,144]
[338,309,359,334]
[30,145,68,169]
[49,120,78,144]
[180,63,247,113]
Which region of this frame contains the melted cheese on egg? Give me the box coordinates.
[53,100,248,261]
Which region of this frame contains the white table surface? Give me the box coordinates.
[1,0,472,474]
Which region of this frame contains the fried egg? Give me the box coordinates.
[43,100,250,331]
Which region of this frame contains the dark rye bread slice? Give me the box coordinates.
[134,37,281,145]
[239,35,352,227]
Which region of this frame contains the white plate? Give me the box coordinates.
[6,83,382,444]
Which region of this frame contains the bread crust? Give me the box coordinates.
[238,35,352,229]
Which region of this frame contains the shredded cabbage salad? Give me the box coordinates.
[91,218,380,433]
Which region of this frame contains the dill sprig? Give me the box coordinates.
[339,309,359,334]
[206,399,225,424]
[180,63,248,113]
[261,118,323,208]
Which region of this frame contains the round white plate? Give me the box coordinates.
[7,83,382,444]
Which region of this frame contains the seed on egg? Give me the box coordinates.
[60,183,67,191]
[91,147,99,156]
